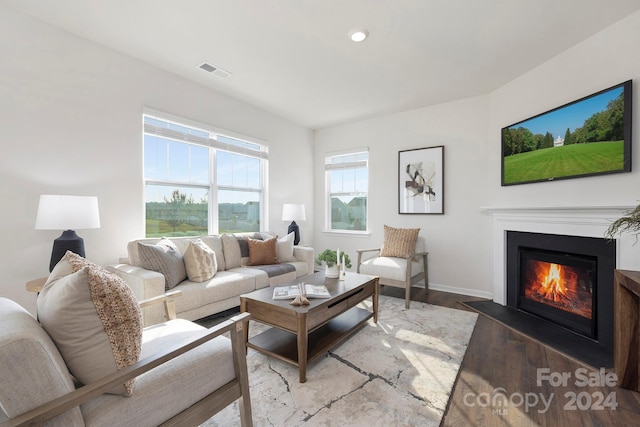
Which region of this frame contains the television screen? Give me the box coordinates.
[501,80,632,186]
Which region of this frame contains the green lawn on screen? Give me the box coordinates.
[503,141,624,185]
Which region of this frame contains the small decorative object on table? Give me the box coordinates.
[315,249,352,278]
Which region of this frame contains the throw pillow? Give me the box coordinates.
[380,225,420,258]
[276,232,296,262]
[37,251,143,396]
[247,237,279,266]
[137,239,187,289]
[221,234,242,269]
[183,238,218,282]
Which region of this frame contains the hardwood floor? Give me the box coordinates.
[383,285,640,427]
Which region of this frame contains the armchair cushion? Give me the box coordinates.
[79,319,237,426]
[247,237,279,266]
[37,251,143,396]
[137,239,187,289]
[183,238,217,282]
[380,225,420,258]
[360,257,424,282]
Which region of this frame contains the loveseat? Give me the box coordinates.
[109,232,314,326]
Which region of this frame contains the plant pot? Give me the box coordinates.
[325,264,339,278]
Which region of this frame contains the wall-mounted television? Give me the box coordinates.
[501,80,632,186]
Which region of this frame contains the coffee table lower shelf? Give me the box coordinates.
[247,307,372,367]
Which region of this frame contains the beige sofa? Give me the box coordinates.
[109,232,314,326]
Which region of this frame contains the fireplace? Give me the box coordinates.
[506,231,615,351]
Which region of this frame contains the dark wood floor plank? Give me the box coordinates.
[380,286,640,426]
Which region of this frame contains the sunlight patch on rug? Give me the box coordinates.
[202,295,477,426]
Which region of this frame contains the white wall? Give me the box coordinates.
[0,8,314,314]
[314,96,493,297]
[314,10,640,298]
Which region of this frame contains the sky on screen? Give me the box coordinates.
[509,86,623,139]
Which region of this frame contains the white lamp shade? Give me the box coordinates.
[35,195,101,230]
[282,204,306,221]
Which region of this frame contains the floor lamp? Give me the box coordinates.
[35,195,101,272]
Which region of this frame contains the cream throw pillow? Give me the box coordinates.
[276,232,296,262]
[184,238,218,282]
[37,251,143,396]
[380,225,420,258]
[221,234,242,269]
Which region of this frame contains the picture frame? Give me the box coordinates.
[398,145,444,214]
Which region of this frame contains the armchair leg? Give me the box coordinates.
[404,285,411,309]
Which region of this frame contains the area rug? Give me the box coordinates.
[201,295,478,426]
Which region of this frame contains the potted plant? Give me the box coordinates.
[605,203,640,243]
[316,249,352,278]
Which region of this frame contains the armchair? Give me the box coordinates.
[357,235,429,308]
[0,290,253,427]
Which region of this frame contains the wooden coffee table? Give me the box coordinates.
[240,271,379,383]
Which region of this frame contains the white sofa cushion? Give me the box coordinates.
[37,252,143,396]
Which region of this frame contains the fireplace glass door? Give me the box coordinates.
[518,249,597,340]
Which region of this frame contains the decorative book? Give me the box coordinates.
[272,283,330,300]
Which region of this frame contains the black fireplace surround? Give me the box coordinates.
[506,231,615,352]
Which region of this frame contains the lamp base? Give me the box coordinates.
[50,230,85,272]
[288,221,301,245]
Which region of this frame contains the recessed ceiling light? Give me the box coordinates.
[349,29,369,43]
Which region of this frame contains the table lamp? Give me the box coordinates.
[35,195,101,271]
[282,203,306,245]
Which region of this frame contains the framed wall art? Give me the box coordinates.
[398,145,444,214]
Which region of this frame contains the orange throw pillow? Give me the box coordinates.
[247,237,279,265]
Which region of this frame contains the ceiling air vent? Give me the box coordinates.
[197,62,232,79]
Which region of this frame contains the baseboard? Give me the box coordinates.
[428,283,493,300]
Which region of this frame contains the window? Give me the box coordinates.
[324,150,368,232]
[143,113,267,237]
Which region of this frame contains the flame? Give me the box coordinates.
[537,263,567,302]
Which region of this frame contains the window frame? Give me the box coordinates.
[324,148,369,235]
[142,110,269,236]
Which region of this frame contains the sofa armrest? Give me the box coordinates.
[107,264,167,326]
[293,246,314,276]
[0,313,253,427]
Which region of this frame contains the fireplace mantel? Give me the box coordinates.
[483,204,640,305]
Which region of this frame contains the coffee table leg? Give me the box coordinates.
[240,299,249,354]
[373,278,379,323]
[297,314,308,383]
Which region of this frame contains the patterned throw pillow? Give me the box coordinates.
[137,239,187,289]
[379,225,420,258]
[183,238,218,282]
[247,237,279,266]
[37,251,143,396]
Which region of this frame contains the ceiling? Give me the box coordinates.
[5,0,640,130]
